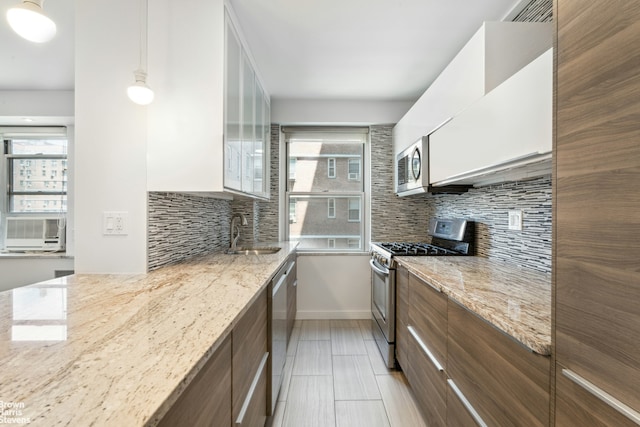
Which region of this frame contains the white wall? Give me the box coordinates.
[296,254,371,319]
[0,90,73,121]
[271,99,412,125]
[74,0,148,273]
[0,257,74,292]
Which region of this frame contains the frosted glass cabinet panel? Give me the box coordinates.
[224,11,270,199]
[225,16,242,191]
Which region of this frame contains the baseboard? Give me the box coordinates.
[295,310,371,320]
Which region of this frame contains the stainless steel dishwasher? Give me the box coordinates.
[269,258,294,415]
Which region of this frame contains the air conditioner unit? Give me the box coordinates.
[4,217,66,252]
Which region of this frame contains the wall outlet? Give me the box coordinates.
[103,211,129,235]
[508,210,523,231]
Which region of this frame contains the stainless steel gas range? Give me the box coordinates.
[369,218,475,368]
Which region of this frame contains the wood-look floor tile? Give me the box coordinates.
[364,340,394,375]
[376,373,428,427]
[300,319,331,340]
[358,319,375,340]
[283,376,336,427]
[333,355,381,400]
[330,319,361,329]
[335,400,391,427]
[292,340,332,375]
[331,325,367,355]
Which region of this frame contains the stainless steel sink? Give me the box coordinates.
[225,246,281,255]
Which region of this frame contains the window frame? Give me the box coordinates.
[4,137,69,215]
[347,198,361,223]
[283,127,369,253]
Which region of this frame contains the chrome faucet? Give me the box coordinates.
[229,213,248,251]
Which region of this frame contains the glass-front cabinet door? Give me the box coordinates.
[223,11,270,199]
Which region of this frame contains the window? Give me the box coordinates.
[327,198,336,218]
[4,136,68,214]
[285,128,367,252]
[327,158,336,178]
[348,198,361,222]
[348,158,361,181]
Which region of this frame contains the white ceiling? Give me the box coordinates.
[0,0,527,101]
[229,0,527,101]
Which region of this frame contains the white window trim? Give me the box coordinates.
[327,238,336,249]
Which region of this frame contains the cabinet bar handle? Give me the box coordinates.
[562,369,640,425]
[407,326,444,372]
[448,379,488,427]
[235,352,269,426]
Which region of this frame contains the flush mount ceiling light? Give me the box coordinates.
[127,0,154,105]
[6,0,56,43]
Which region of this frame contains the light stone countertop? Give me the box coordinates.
[395,256,551,356]
[0,242,297,426]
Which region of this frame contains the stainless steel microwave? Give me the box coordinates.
[396,137,428,197]
[396,135,471,197]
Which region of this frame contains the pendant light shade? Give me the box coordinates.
[6,0,56,43]
[127,69,154,105]
[128,0,153,105]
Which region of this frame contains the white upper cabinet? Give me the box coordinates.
[429,48,553,187]
[148,0,270,199]
[392,22,553,157]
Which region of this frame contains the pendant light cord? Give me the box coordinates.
[137,0,148,72]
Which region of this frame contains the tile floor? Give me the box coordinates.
[271,319,428,427]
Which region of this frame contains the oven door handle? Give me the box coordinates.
[369,259,390,277]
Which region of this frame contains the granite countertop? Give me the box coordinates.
[0,242,297,426]
[395,256,551,356]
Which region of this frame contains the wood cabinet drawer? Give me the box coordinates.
[447,299,550,427]
[405,272,448,425]
[158,335,232,427]
[235,352,269,427]
[447,379,484,427]
[408,273,447,369]
[395,266,409,368]
[406,328,447,426]
[556,362,640,427]
[233,289,268,425]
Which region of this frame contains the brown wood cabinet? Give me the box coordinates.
[158,335,232,427]
[448,299,550,427]
[555,0,640,425]
[405,273,448,426]
[395,265,409,369]
[233,289,268,427]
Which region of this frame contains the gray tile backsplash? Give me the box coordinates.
[147,192,231,271]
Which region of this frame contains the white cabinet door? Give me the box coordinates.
[429,48,552,185]
[225,16,242,191]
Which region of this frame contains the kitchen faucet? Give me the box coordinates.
[229,213,248,251]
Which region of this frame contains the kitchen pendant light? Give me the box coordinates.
[6,0,56,43]
[127,0,154,105]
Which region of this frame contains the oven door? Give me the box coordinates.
[370,258,395,342]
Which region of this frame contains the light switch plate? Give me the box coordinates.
[508,210,523,231]
[103,211,129,235]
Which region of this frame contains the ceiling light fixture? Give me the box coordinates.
[6,0,56,43]
[127,0,154,106]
